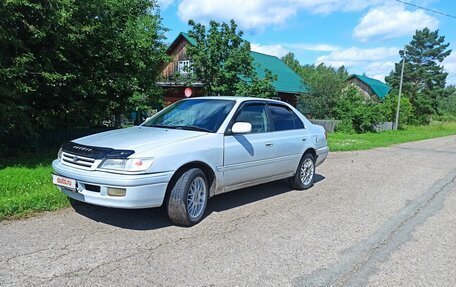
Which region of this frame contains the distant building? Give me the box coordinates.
[158,32,308,107]
[347,74,391,101]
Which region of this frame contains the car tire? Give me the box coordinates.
[289,153,315,190]
[167,168,209,226]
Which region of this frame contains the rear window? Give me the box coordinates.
[269,104,304,131]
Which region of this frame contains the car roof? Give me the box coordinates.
[184,96,287,104]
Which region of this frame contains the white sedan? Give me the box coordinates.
[52,97,328,226]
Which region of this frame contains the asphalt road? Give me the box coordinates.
[1,136,456,286]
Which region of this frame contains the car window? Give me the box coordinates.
[233,103,269,133]
[269,104,304,131]
[143,99,235,133]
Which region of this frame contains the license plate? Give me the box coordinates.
[52,174,76,190]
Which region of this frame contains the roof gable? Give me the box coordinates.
[166,32,196,54]
[350,74,391,99]
[167,33,308,94]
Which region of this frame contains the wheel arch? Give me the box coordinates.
[164,161,217,205]
[304,147,317,161]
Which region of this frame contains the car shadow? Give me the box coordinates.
[206,174,326,214]
[70,173,326,230]
[70,200,172,230]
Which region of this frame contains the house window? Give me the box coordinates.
[178,60,192,74]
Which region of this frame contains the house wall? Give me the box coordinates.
[159,36,300,107]
[161,38,190,79]
[163,87,205,106]
[348,78,375,100]
[278,93,298,107]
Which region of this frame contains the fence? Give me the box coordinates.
[309,119,394,133]
[309,119,341,133]
[373,121,394,132]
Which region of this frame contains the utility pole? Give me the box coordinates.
[394,50,406,130]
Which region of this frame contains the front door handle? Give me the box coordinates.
[266,142,273,147]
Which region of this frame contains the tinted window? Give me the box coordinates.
[143,99,235,133]
[269,105,304,131]
[233,103,269,133]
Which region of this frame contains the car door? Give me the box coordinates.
[267,103,309,174]
[223,102,276,187]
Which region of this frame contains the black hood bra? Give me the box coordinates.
[61,142,134,159]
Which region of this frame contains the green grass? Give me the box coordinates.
[1,121,455,221]
[0,150,69,221]
[328,121,456,151]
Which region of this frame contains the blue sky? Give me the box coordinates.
[159,0,456,85]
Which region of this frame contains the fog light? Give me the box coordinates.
[107,187,126,197]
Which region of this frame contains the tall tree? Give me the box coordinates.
[437,85,456,118]
[385,28,451,124]
[186,19,276,97]
[282,53,349,118]
[0,0,168,152]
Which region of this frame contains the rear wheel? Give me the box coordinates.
[289,153,315,190]
[167,168,208,226]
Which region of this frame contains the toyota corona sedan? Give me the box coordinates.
[52,97,328,226]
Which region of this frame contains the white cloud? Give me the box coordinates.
[286,43,340,52]
[291,0,385,14]
[251,43,289,58]
[365,61,395,82]
[316,47,399,82]
[316,47,398,66]
[353,5,438,41]
[251,42,339,57]
[158,0,174,9]
[177,0,385,31]
[443,52,456,85]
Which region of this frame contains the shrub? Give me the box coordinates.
[334,85,383,133]
[380,93,413,129]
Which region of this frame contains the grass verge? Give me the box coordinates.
[328,121,456,152]
[0,150,69,221]
[1,121,455,221]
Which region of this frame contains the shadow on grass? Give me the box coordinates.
[0,148,57,170]
[70,174,326,231]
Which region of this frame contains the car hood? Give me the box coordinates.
[73,126,206,154]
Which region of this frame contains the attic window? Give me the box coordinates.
[178,60,192,74]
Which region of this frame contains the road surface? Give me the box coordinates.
[1,135,456,286]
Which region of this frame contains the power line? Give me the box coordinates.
[393,0,456,19]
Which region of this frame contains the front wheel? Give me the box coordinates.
[167,168,209,226]
[289,153,315,190]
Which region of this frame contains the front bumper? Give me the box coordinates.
[52,159,174,209]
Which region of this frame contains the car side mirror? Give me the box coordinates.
[232,122,252,134]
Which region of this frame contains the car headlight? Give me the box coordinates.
[99,158,155,173]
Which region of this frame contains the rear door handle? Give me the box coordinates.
[266,142,273,147]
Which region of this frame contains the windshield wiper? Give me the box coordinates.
[172,125,212,133]
[148,124,176,129]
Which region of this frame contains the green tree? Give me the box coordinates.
[385,28,451,124]
[0,0,168,153]
[282,52,301,73]
[282,53,349,118]
[186,19,275,97]
[380,93,413,129]
[335,85,383,133]
[436,86,456,120]
[235,69,277,98]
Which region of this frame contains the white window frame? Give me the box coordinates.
[178,60,192,74]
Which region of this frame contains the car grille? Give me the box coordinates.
[61,152,102,170]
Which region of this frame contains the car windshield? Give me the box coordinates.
[143,99,236,133]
